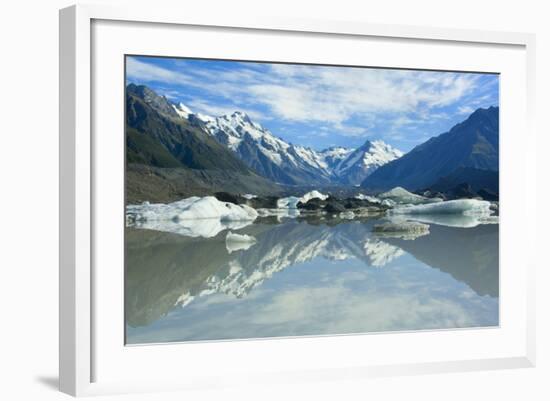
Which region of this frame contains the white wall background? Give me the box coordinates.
[0,0,547,400]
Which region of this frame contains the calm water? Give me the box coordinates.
[125,218,499,344]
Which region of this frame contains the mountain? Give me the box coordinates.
[175,101,401,186]
[194,111,335,185]
[318,146,354,170]
[334,140,403,185]
[426,167,499,200]
[125,84,282,202]
[361,106,499,192]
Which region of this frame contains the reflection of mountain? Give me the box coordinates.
[383,224,498,297]
[126,220,498,328]
[126,221,398,327]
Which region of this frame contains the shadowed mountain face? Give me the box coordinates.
[362,107,499,192]
[127,84,251,172]
[125,84,282,202]
[126,219,498,329]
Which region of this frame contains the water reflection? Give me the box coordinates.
[125,218,498,344]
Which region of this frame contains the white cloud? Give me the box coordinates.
[127,57,493,140]
[126,57,194,85]
[457,105,475,115]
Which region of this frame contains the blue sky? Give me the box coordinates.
[126,55,499,152]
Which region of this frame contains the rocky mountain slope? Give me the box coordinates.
[361,106,499,192]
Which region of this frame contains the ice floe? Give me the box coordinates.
[126,196,258,237]
[373,221,430,240]
[276,190,328,209]
[225,232,257,254]
[390,199,492,216]
[339,211,356,219]
[388,199,496,228]
[379,187,443,205]
[355,193,381,203]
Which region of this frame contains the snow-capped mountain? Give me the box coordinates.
[318,146,354,170]
[335,140,404,185]
[172,101,403,186]
[196,110,334,185]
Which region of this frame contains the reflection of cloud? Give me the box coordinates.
[125,220,499,344]
[127,259,498,344]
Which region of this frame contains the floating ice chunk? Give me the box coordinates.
[127,196,258,222]
[301,190,329,203]
[242,194,257,200]
[379,187,443,205]
[277,196,301,209]
[388,214,483,228]
[390,199,492,216]
[478,216,499,225]
[126,196,257,237]
[277,190,328,209]
[355,193,381,203]
[257,208,301,218]
[373,221,430,240]
[226,231,256,243]
[339,211,356,219]
[225,231,257,253]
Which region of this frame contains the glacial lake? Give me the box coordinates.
[125,217,499,344]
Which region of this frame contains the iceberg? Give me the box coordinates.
[388,214,487,229]
[225,231,257,254]
[277,190,328,209]
[379,187,443,205]
[126,196,258,237]
[339,211,356,219]
[387,199,496,228]
[390,199,492,216]
[355,193,381,203]
[372,221,430,240]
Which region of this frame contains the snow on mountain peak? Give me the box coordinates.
[173,103,193,119]
[170,99,403,185]
[332,139,403,184]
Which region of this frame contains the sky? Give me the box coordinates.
[126,55,499,152]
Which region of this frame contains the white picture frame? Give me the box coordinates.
[59,3,536,397]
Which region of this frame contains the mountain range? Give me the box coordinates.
[177,102,403,186]
[126,84,499,201]
[127,84,402,187]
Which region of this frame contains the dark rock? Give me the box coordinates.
[324,200,346,213]
[297,198,325,210]
[214,192,246,204]
[477,188,499,201]
[248,196,279,209]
